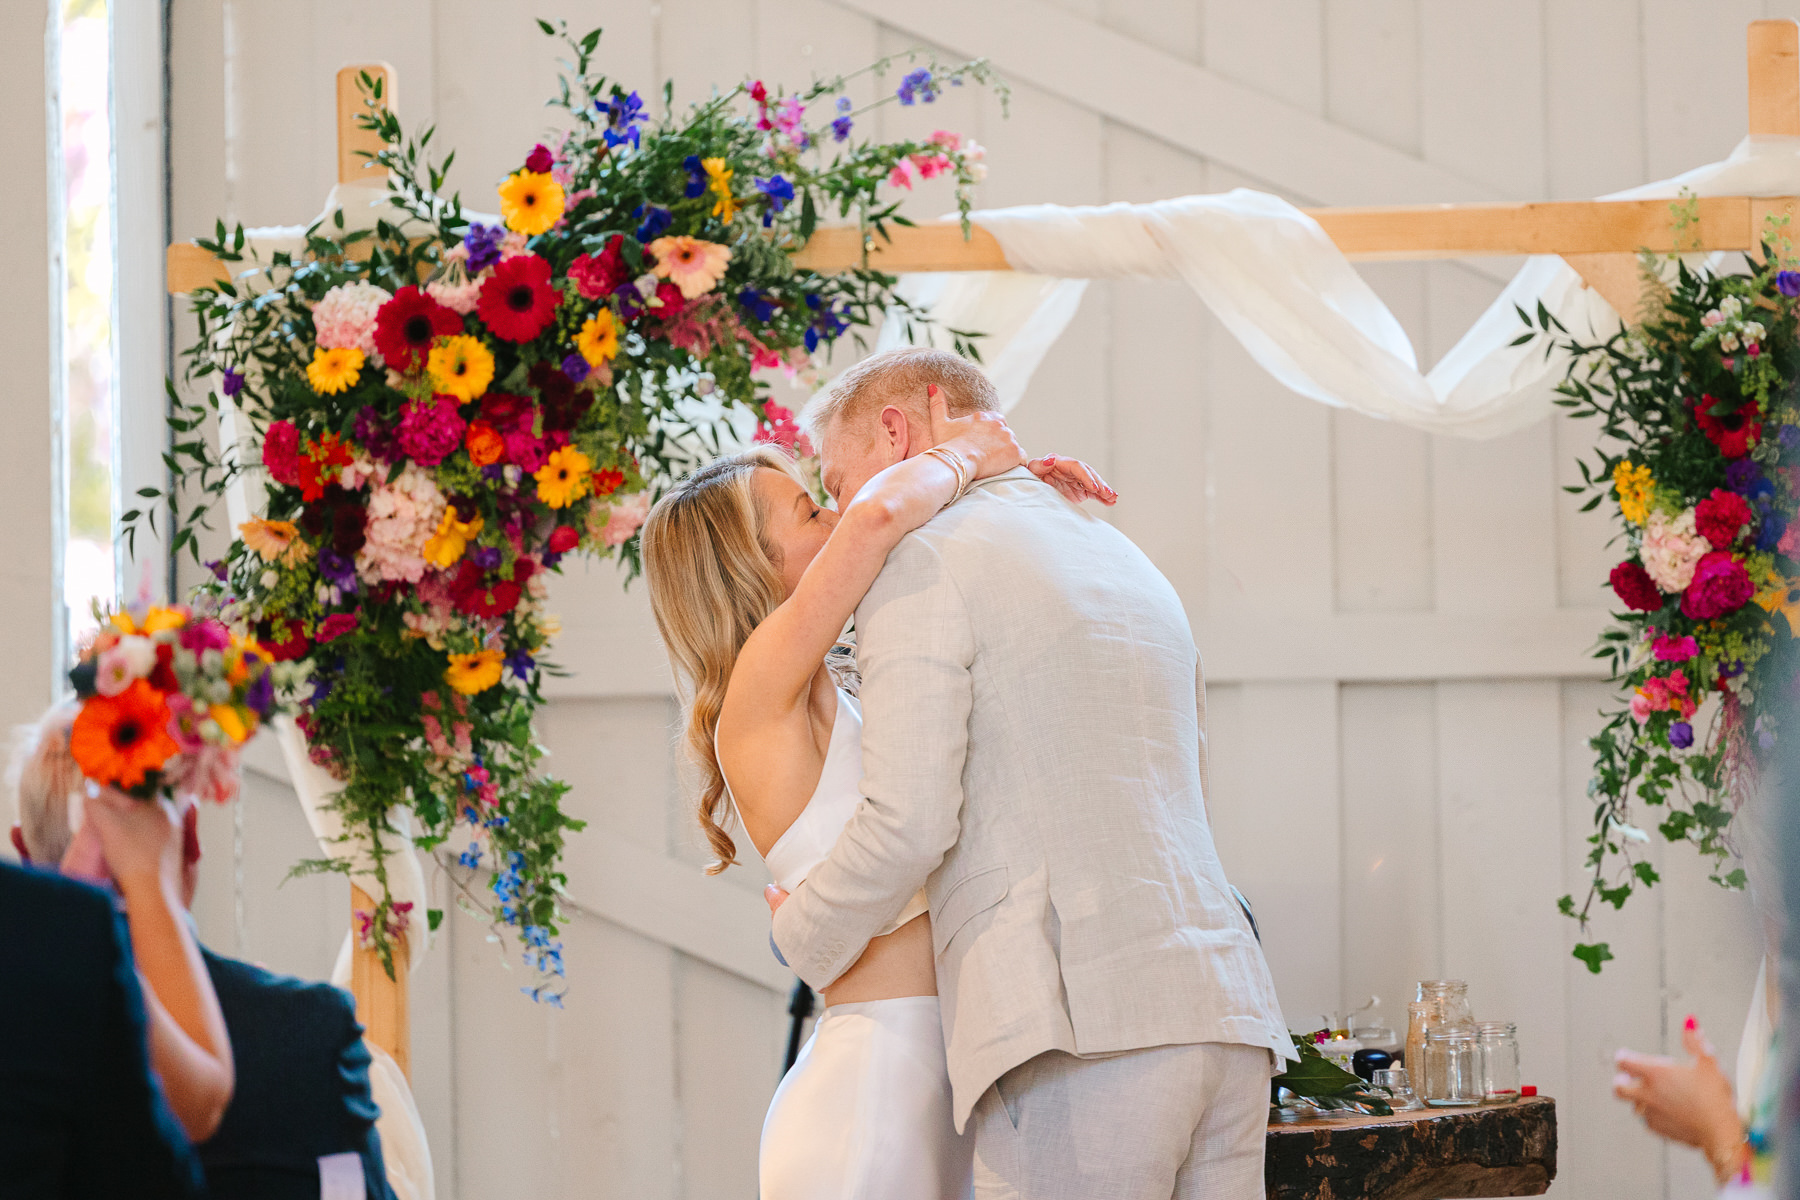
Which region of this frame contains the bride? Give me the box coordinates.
[641,387,1112,1200]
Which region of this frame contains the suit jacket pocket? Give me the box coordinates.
[931,864,1008,958]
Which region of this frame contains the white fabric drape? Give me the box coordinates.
[885,135,1800,436]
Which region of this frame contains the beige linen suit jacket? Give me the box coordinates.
[770,468,1290,1131]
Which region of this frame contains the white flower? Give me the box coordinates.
[1721,295,1743,318]
[1703,309,1725,327]
[114,635,157,680]
[260,569,279,589]
[1743,321,1766,343]
[1641,508,1710,593]
[1720,331,1741,353]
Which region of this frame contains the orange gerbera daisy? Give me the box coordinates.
[647,235,731,299]
[70,678,181,791]
[498,170,566,236]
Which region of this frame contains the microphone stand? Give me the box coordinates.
[783,980,815,1074]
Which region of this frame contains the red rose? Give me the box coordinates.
[650,281,687,319]
[480,392,534,433]
[1695,487,1753,549]
[524,143,554,174]
[317,611,360,643]
[258,618,311,662]
[569,236,629,300]
[1682,552,1755,620]
[148,643,179,693]
[1691,394,1763,458]
[529,361,592,432]
[373,286,462,372]
[547,525,579,553]
[263,420,302,487]
[477,254,562,343]
[1609,560,1663,612]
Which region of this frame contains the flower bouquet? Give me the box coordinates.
[144,21,1003,991]
[1531,209,1800,971]
[68,603,291,804]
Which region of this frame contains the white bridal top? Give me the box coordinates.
[721,687,930,936]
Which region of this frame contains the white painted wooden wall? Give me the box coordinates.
[150,2,1792,1196]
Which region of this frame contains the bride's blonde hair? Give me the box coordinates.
[642,445,807,873]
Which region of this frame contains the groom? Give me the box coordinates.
[771,346,1292,1199]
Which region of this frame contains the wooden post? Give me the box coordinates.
[1749,20,1800,139]
[350,883,411,1078]
[335,63,393,186]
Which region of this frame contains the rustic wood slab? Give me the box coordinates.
[1266,1096,1557,1200]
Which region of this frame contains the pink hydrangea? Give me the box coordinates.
[398,396,467,467]
[425,244,482,315]
[1682,551,1755,620]
[1641,508,1710,593]
[311,281,392,362]
[594,491,652,547]
[356,463,445,584]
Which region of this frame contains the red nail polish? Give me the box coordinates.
[1684,1014,1697,1032]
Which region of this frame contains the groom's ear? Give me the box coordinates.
[876,404,911,460]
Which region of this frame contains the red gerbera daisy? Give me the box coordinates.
[373,286,462,372]
[1691,393,1763,458]
[477,254,562,343]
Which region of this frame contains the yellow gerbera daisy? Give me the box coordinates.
[112,606,187,636]
[703,157,737,222]
[445,648,505,695]
[576,311,620,366]
[427,335,495,401]
[648,235,732,299]
[209,703,251,744]
[498,170,566,236]
[534,445,593,509]
[306,346,364,395]
[238,518,312,566]
[1612,460,1655,525]
[422,507,484,568]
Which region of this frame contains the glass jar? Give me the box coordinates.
[1416,980,1474,1028]
[1477,1021,1521,1104]
[1405,1000,1429,1077]
[1423,1029,1481,1106]
[1414,981,1475,1103]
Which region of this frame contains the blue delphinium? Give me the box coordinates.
[458,842,483,869]
[738,287,779,323]
[601,89,647,149]
[682,154,708,199]
[633,203,673,242]
[831,96,854,142]
[897,68,938,106]
[755,175,796,227]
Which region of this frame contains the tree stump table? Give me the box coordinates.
[1266,1097,1557,1200]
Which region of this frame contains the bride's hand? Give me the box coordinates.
[1029,454,1118,506]
[926,384,1023,481]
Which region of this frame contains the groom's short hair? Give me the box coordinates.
[803,346,999,445]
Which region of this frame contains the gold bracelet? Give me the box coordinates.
[923,446,971,505]
[1704,1134,1750,1185]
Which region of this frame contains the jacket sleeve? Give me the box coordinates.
[328,987,398,1200]
[83,900,207,1199]
[1195,650,1210,815]
[771,533,976,989]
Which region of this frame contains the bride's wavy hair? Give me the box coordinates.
[642,444,806,873]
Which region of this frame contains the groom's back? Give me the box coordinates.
[855,467,1288,1126]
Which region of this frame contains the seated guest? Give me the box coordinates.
[0,858,206,1198]
[11,706,397,1200]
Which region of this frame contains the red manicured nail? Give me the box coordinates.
[1684,1014,1697,1032]
[927,384,939,398]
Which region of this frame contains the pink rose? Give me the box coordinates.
[1652,634,1699,662]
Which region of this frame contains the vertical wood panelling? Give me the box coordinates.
[1206,681,1341,1028]
[1322,0,1420,157]
[1435,682,1570,1123]
[1099,0,1201,65]
[1418,0,1545,198]
[1557,680,1666,1200]
[674,955,786,1198]
[1544,0,1647,200]
[1202,0,1325,118]
[1642,0,1763,180]
[1339,684,1440,1022]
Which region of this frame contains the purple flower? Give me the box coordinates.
[221,369,245,398]
[480,464,506,482]
[560,353,590,383]
[243,670,274,718]
[1778,270,1800,297]
[738,287,778,323]
[602,89,647,150]
[831,96,853,143]
[505,647,535,680]
[464,223,505,273]
[755,175,796,227]
[354,405,401,464]
[205,559,228,581]
[633,203,673,243]
[541,549,564,569]
[682,154,708,199]
[1669,721,1694,749]
[318,548,358,592]
[1759,508,1788,552]
[1726,459,1773,498]
[1782,425,1800,453]
[470,545,502,570]
[897,68,938,106]
[308,676,334,705]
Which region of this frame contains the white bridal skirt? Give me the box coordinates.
[761,995,974,1200]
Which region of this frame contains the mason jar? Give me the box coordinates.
[1477,1021,1521,1104]
[1423,1029,1481,1106]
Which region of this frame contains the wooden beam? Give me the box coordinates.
[336,63,393,186]
[1749,20,1800,138]
[350,884,410,1078]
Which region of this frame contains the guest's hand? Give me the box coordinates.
[1028,454,1118,506]
[81,785,184,901]
[1614,1015,1745,1180]
[927,384,1023,481]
